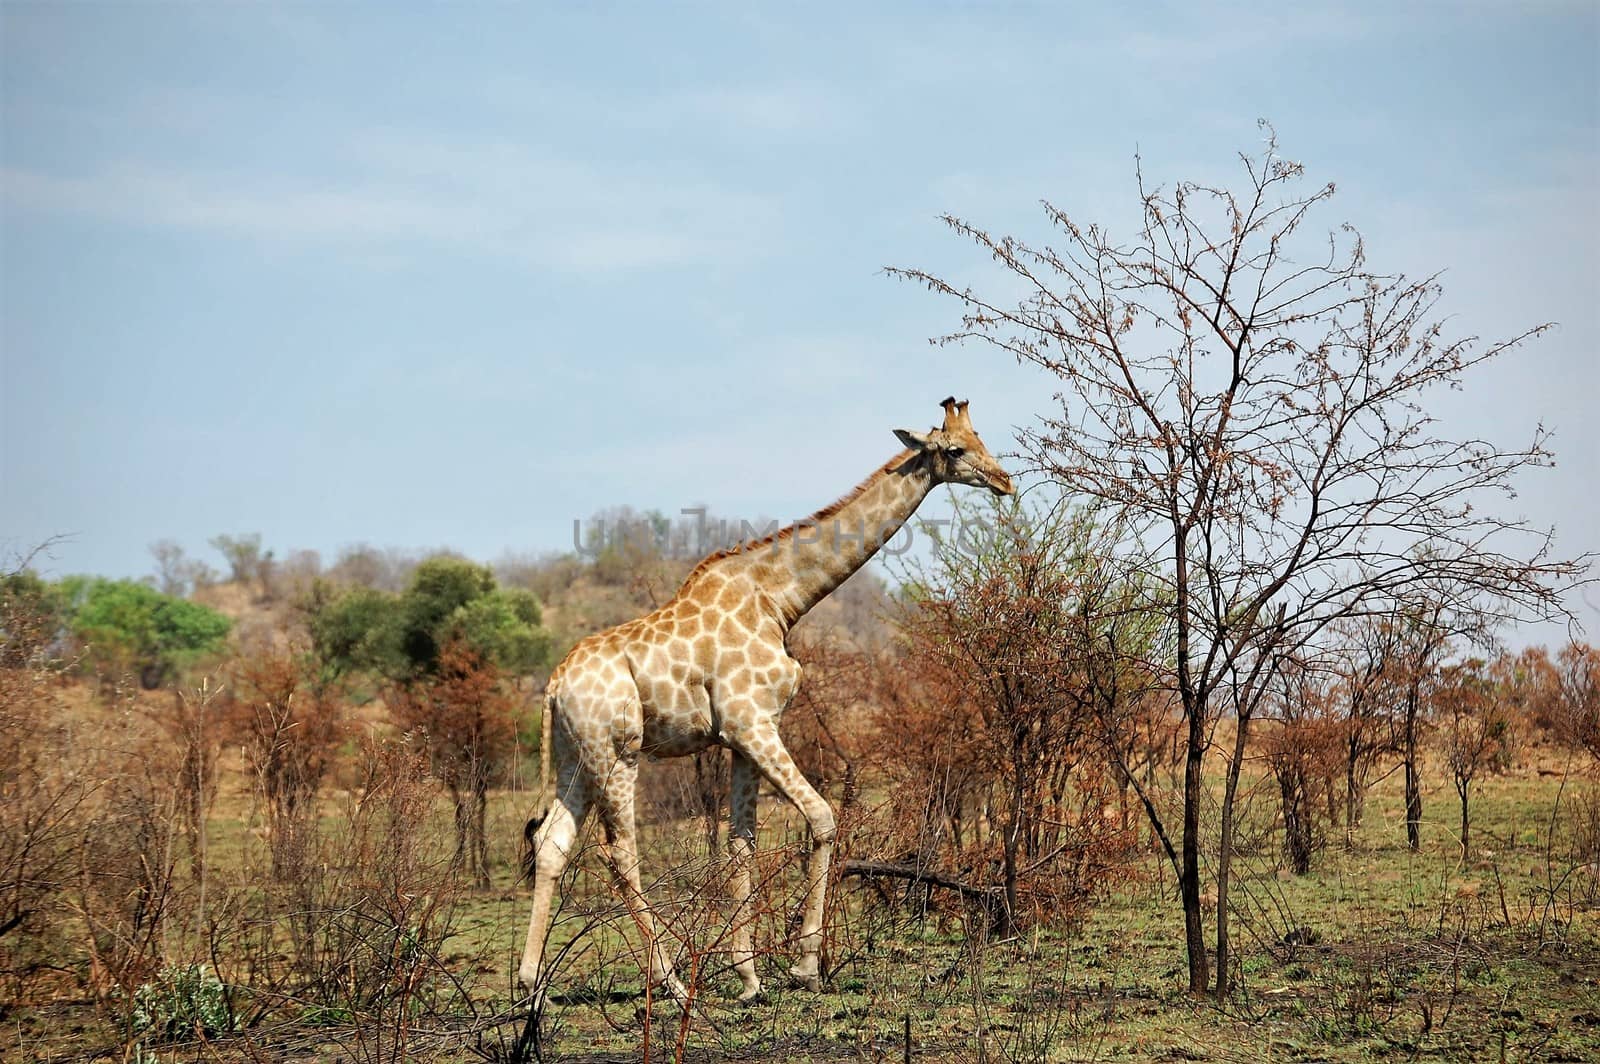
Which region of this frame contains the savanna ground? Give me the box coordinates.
[6,687,1597,1064]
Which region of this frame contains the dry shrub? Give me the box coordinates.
[224,731,472,1056]
[69,691,192,1001]
[1566,784,1600,904]
[228,645,343,880]
[1259,661,1345,874]
[0,648,94,1001]
[163,682,226,888]
[1,573,229,1014]
[322,737,464,1016]
[1546,643,1600,761]
[1261,716,1343,874]
[860,637,1128,935]
[870,505,1136,935]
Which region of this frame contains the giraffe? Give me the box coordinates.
[518,397,1014,1004]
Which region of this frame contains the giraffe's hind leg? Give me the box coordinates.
[518,739,592,998]
[728,751,762,1001]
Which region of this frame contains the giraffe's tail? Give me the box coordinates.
[521,686,558,883]
[520,811,546,882]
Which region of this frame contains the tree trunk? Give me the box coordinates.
[1215,710,1251,999]
[1458,779,1471,861]
[473,780,491,889]
[189,745,207,936]
[1181,708,1209,995]
[450,786,470,875]
[1118,773,1133,837]
[271,790,308,881]
[1001,737,1024,935]
[1280,767,1313,874]
[1408,713,1420,857]
[1344,747,1358,848]
[1404,702,1422,852]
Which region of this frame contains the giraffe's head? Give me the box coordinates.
[895,397,1015,496]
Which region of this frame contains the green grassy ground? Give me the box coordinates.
[7,754,1598,1062]
[480,757,1600,1063]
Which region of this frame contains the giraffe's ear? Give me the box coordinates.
[894,428,934,450]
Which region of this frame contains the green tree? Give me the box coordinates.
[451,588,552,675]
[302,556,553,886]
[391,557,553,677]
[61,578,231,687]
[304,556,554,680]
[395,556,495,671]
[304,581,404,679]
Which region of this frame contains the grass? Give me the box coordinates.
[5,739,1599,1063]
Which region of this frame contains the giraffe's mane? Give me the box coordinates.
[677,448,918,589]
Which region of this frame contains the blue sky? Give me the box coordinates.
[2,2,1596,640]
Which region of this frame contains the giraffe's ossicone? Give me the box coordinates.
[518,397,1014,1005]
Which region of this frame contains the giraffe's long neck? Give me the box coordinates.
[743,450,935,628]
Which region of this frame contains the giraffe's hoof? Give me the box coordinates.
[516,966,540,996]
[517,984,547,1016]
[736,984,766,1006]
[787,964,822,993]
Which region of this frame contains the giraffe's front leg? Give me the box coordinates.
[727,752,762,1001]
[786,788,835,993]
[519,779,590,1000]
[732,722,835,993]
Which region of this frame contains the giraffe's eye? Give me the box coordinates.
[945,446,965,458]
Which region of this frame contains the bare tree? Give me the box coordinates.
[891,128,1588,996]
[149,540,190,598]
[1438,658,1510,860]
[1328,617,1398,846]
[210,533,263,586]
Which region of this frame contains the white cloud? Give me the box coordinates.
[1,134,781,274]
[1114,5,1379,66]
[2,162,487,241]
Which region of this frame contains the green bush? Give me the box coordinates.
[60,578,230,687]
[305,556,553,680]
[130,964,236,1041]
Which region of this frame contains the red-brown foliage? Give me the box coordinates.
[868,505,1132,933]
[388,640,517,888]
[227,647,344,879]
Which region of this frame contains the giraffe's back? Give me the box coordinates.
[546,567,791,760]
